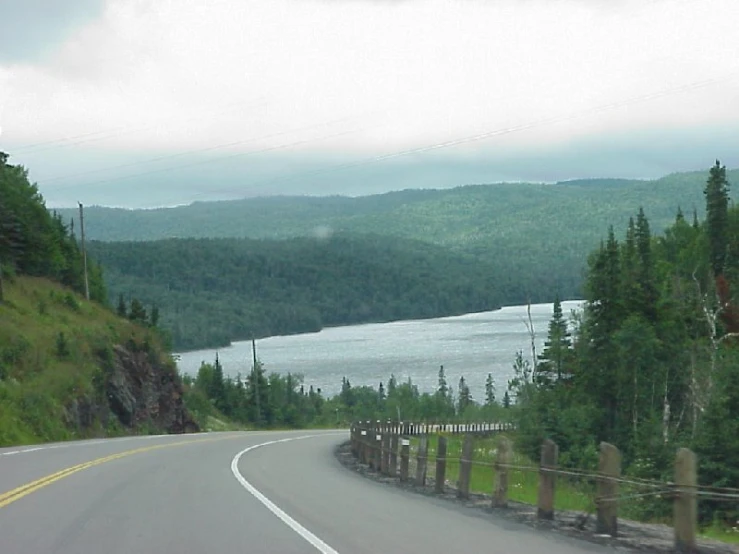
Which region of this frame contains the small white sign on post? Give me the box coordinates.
[361,430,367,436]
[402,439,410,446]
[376,435,382,441]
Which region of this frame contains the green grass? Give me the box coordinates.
[699,524,739,544]
[405,433,739,546]
[410,434,594,512]
[0,276,176,446]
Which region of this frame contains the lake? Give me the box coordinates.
[175,300,583,399]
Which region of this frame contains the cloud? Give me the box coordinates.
[2,0,739,206]
[0,0,106,63]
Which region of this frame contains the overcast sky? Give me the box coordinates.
[1,0,738,208]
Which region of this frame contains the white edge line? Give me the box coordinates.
[231,434,341,554]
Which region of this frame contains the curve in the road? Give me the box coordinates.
[0,434,241,509]
[231,434,341,554]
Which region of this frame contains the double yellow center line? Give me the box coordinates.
[0,434,241,509]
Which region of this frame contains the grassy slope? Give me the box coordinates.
[0,276,165,445]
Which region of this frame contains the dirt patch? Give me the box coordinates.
[334,440,737,553]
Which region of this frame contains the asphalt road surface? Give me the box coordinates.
[0,430,620,553]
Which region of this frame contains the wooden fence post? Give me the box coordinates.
[381,433,390,475]
[493,436,512,508]
[435,436,448,494]
[400,438,410,481]
[389,433,399,477]
[596,442,621,537]
[457,434,474,499]
[415,436,429,486]
[674,448,697,553]
[373,433,382,471]
[360,429,368,464]
[537,438,558,520]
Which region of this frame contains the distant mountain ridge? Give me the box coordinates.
[55,166,739,311]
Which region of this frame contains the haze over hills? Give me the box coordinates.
[55,167,739,316]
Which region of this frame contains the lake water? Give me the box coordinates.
[176,301,583,399]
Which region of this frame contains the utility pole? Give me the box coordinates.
[78,202,90,301]
[0,258,4,303]
[252,337,261,424]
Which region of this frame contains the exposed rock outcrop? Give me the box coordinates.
[102,339,199,434]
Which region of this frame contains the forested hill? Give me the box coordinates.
[53,168,739,303]
[87,234,504,351]
[0,152,197,445]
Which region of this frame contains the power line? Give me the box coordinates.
[200,70,739,199]
[40,114,361,186]
[10,96,268,155]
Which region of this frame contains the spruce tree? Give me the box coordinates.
[485,373,496,406]
[537,295,572,384]
[116,293,127,318]
[704,160,730,277]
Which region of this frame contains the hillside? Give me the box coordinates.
[0,152,198,446]
[87,234,506,351]
[0,276,197,445]
[53,167,739,302]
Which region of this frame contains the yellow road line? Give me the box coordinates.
[0,434,241,509]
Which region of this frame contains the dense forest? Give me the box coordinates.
[55,169,739,305]
[505,161,739,527]
[87,235,505,350]
[0,152,106,303]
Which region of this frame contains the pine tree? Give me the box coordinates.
[387,374,397,398]
[537,295,572,384]
[704,160,730,277]
[116,293,127,318]
[149,304,160,327]
[503,391,511,408]
[128,298,147,323]
[458,376,472,414]
[485,373,496,406]
[437,365,448,397]
[378,381,386,402]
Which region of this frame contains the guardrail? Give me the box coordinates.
[348,421,739,552]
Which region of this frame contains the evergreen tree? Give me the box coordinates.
[116,293,127,318]
[150,304,160,327]
[340,376,354,407]
[457,376,472,414]
[128,298,147,324]
[484,373,496,406]
[437,365,448,397]
[387,374,397,398]
[537,295,572,384]
[704,160,730,276]
[503,390,511,408]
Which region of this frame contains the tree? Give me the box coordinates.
[537,295,572,384]
[484,373,496,406]
[150,304,160,327]
[128,298,147,324]
[116,294,127,318]
[503,391,511,408]
[387,374,397,398]
[704,160,730,277]
[437,365,448,397]
[458,376,472,414]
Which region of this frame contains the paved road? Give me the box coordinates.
[0,430,619,553]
